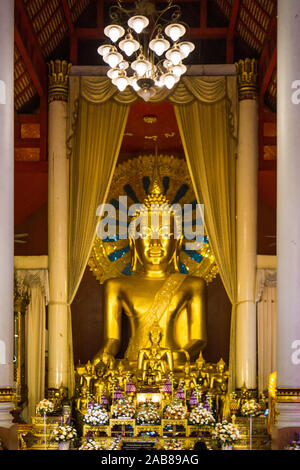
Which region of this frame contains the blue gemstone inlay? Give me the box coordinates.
[163,176,170,195]
[142,176,151,195]
[172,184,189,204]
[183,248,203,263]
[123,184,140,204]
[122,264,132,276]
[108,245,130,262]
[180,263,189,274]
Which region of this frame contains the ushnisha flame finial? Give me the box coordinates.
[143,145,170,210]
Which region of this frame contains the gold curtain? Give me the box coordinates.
[67,93,129,392]
[173,79,238,391]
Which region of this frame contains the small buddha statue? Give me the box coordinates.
[183,361,197,390]
[209,358,229,393]
[76,386,89,412]
[81,361,97,396]
[93,155,207,371]
[137,323,173,385]
[116,360,129,390]
[195,352,210,391]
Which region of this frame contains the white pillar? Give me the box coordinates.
[275,0,300,440]
[0,0,15,427]
[235,59,259,390]
[47,61,71,391]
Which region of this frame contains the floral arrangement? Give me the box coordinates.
[112,397,135,418]
[136,402,160,425]
[36,399,54,416]
[84,403,109,426]
[241,399,262,417]
[212,421,241,447]
[188,404,216,427]
[79,439,100,450]
[51,424,78,442]
[162,438,184,450]
[163,399,188,420]
[107,438,122,450]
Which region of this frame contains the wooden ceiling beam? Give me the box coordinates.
[259,9,277,96]
[260,46,276,97]
[14,26,44,97]
[226,0,240,63]
[61,0,75,34]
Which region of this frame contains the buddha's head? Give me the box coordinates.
[149,322,163,346]
[216,358,226,373]
[129,156,183,275]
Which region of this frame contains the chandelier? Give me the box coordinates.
[97,0,195,101]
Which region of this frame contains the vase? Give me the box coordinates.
[58,441,70,450]
[221,444,232,450]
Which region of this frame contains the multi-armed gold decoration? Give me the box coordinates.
[235,58,258,101]
[48,59,72,103]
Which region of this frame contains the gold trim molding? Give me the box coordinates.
[48,60,72,103]
[0,387,15,403]
[277,388,300,403]
[235,58,258,101]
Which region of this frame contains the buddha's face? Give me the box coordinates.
[150,329,162,345]
[133,213,179,269]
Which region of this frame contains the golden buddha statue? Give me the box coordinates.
[137,323,173,385]
[209,358,229,393]
[93,156,207,371]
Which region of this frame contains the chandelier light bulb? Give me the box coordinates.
[130,76,140,92]
[119,36,140,57]
[118,60,129,70]
[104,24,125,43]
[166,47,183,66]
[162,72,176,90]
[132,57,150,77]
[128,15,149,34]
[165,23,186,42]
[115,76,128,92]
[149,37,170,57]
[171,63,187,77]
[178,41,195,58]
[107,68,121,79]
[104,51,123,68]
[97,44,112,56]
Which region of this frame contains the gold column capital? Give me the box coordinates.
[235,58,258,101]
[48,60,72,104]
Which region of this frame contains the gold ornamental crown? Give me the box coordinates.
[235,58,258,101]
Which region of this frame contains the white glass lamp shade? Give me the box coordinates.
[163,59,172,70]
[164,23,186,42]
[104,51,123,68]
[131,58,151,77]
[178,41,195,58]
[128,15,149,34]
[166,47,183,66]
[97,44,112,56]
[162,72,176,90]
[107,68,121,79]
[130,76,140,92]
[104,24,125,42]
[149,37,170,56]
[171,63,187,77]
[113,75,128,92]
[119,37,140,57]
[118,60,129,70]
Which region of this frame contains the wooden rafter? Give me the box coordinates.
[62,0,75,34]
[14,26,44,97]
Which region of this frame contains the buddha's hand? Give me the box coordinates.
[93,351,115,368]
